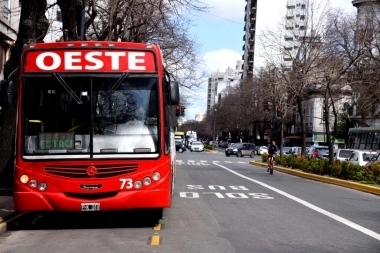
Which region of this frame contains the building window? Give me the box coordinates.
[3,0,10,20]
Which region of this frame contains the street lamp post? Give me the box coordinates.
[213,108,217,146]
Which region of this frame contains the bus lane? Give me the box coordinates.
[157,152,380,253]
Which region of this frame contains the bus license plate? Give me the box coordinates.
[81,203,100,211]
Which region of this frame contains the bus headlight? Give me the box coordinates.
[39,183,47,191]
[152,172,161,181]
[134,180,142,189]
[29,179,38,188]
[20,175,29,184]
[143,177,151,186]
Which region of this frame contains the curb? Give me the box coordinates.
[0,211,26,234]
[249,161,380,196]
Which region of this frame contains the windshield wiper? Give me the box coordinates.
[101,73,129,105]
[53,73,83,104]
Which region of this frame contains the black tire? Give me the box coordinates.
[250,151,255,158]
[178,148,183,153]
[226,153,230,157]
[270,167,273,175]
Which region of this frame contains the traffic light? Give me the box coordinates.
[180,106,185,116]
[323,108,326,121]
[175,105,180,116]
[276,106,281,117]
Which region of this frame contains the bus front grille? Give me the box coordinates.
[64,191,118,200]
[44,164,138,178]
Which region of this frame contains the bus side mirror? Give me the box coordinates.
[170,81,179,105]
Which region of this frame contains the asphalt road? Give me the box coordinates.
[1,150,380,253]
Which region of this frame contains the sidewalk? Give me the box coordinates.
[0,190,14,233]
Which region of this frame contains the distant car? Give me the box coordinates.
[334,149,354,161]
[282,146,292,154]
[236,143,256,157]
[306,146,329,159]
[257,146,268,155]
[218,140,228,148]
[190,141,204,152]
[225,143,256,157]
[291,147,302,157]
[175,140,186,153]
[348,150,377,166]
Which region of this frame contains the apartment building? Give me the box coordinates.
[242,0,257,79]
[283,0,308,69]
[0,0,20,79]
[206,62,243,115]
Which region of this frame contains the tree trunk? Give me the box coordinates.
[57,0,81,41]
[0,0,48,184]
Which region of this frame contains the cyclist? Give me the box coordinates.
[266,137,272,169]
[267,140,278,174]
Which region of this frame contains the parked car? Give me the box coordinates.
[348,150,377,166]
[225,143,256,157]
[333,149,354,161]
[282,146,292,154]
[256,146,268,155]
[190,141,204,152]
[175,140,186,153]
[218,140,228,148]
[290,147,302,157]
[306,146,329,159]
[365,150,380,167]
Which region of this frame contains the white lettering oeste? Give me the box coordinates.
[129,52,146,70]
[36,52,61,70]
[105,52,126,70]
[65,52,82,70]
[85,52,104,70]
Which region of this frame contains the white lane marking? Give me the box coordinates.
[225,161,233,163]
[214,162,380,241]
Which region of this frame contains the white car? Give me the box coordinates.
[347,150,377,166]
[257,146,268,155]
[190,141,204,152]
[334,149,354,161]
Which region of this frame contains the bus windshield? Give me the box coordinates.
[23,74,159,158]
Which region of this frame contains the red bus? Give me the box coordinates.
[14,41,179,218]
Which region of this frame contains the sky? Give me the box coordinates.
[185,0,356,121]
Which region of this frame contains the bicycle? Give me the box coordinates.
[268,155,275,175]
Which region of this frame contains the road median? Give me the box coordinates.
[249,160,380,196]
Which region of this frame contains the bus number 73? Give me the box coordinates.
[120,179,133,189]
